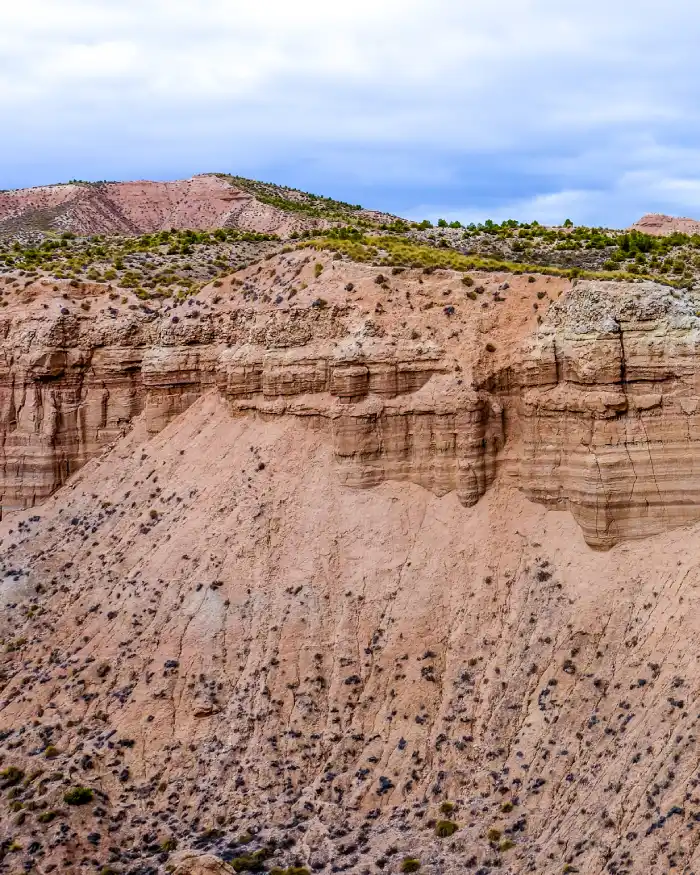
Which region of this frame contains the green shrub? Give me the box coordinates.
[230,850,269,872]
[0,767,24,787]
[435,820,458,838]
[64,786,93,805]
[400,859,421,873]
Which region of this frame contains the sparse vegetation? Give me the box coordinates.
[63,786,94,805]
[435,819,459,838]
[301,233,682,286]
[0,767,24,788]
[217,174,364,220]
[0,226,281,299]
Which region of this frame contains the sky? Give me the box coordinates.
[3,0,700,227]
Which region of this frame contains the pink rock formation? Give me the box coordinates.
[630,212,700,236]
[1,258,700,552]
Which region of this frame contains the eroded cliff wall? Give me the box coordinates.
[1,257,700,549]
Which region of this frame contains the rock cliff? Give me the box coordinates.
[2,256,700,550]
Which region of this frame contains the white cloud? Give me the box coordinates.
[2,0,700,225]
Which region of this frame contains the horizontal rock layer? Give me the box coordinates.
[3,268,700,548]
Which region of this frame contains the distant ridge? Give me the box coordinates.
[630,212,700,236]
[0,173,394,237]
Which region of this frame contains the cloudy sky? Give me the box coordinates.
[3,0,700,226]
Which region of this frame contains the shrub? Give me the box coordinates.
[0,767,24,787]
[499,839,515,851]
[38,810,59,823]
[461,275,474,287]
[439,801,455,815]
[400,859,421,873]
[485,343,496,352]
[486,827,502,842]
[435,820,458,838]
[64,786,93,805]
[314,263,324,277]
[44,745,59,759]
[230,850,269,872]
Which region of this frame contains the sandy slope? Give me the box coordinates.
[2,388,700,874]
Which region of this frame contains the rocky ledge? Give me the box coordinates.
[1,256,699,548]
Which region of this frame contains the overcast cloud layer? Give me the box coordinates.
[3,0,700,226]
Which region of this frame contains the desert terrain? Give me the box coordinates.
[2,179,700,875]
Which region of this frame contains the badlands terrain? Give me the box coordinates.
[3,177,700,875]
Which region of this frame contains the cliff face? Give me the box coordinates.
[499,281,700,547]
[2,259,700,550]
[6,257,700,874]
[5,394,700,875]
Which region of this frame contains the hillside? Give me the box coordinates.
[3,178,700,874]
[2,246,700,875]
[0,174,393,239]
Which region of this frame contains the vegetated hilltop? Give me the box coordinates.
[5,187,700,873]
[408,217,700,287]
[0,173,395,239]
[6,217,700,307]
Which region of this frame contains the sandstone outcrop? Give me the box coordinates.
[631,212,700,236]
[498,280,700,546]
[2,257,700,551]
[5,392,700,874]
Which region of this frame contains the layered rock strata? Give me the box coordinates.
[2,259,700,548]
[497,281,700,547]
